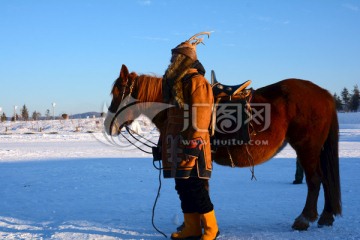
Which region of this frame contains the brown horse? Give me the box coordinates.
[105,64,341,231]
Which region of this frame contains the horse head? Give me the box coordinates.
[104,64,141,136]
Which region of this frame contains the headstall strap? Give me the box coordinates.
[129,76,137,99]
[120,77,129,104]
[119,76,138,105]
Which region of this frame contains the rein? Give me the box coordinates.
[109,109,157,155]
[109,76,167,238]
[124,125,157,154]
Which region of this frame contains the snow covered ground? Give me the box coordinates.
[0,113,359,239]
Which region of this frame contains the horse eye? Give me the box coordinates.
[113,86,120,96]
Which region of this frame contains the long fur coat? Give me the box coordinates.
[161,68,214,179]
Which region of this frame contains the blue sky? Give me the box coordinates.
[1,0,359,116]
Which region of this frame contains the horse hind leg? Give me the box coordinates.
[317,177,336,227]
[291,154,322,231]
[317,208,334,228]
[317,112,341,228]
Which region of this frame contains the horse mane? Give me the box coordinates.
[135,74,163,102]
[110,71,163,103]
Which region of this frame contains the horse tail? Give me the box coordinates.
[320,110,342,215]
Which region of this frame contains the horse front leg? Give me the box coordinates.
[292,158,321,231]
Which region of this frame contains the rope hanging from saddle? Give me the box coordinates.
[210,70,257,180]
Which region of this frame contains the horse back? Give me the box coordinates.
[254,78,336,149]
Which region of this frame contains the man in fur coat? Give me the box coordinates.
[161,32,219,240]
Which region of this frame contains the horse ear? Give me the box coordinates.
[120,64,129,79]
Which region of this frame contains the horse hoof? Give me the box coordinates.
[292,215,310,231]
[317,212,334,228]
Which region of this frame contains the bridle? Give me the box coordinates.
[108,75,157,154]
[110,75,138,113]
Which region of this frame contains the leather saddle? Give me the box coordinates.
[211,70,252,99]
[209,70,253,143]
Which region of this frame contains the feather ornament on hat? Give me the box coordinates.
[171,32,211,60]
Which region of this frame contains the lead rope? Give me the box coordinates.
[225,95,257,180]
[120,129,167,238]
[112,122,167,237]
[152,159,168,238]
[120,120,167,240]
[122,127,167,237]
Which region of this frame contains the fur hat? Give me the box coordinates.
[170,32,211,60]
[171,41,197,61]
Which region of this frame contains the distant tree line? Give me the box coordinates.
[0,104,64,122]
[0,85,358,123]
[333,85,360,112]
